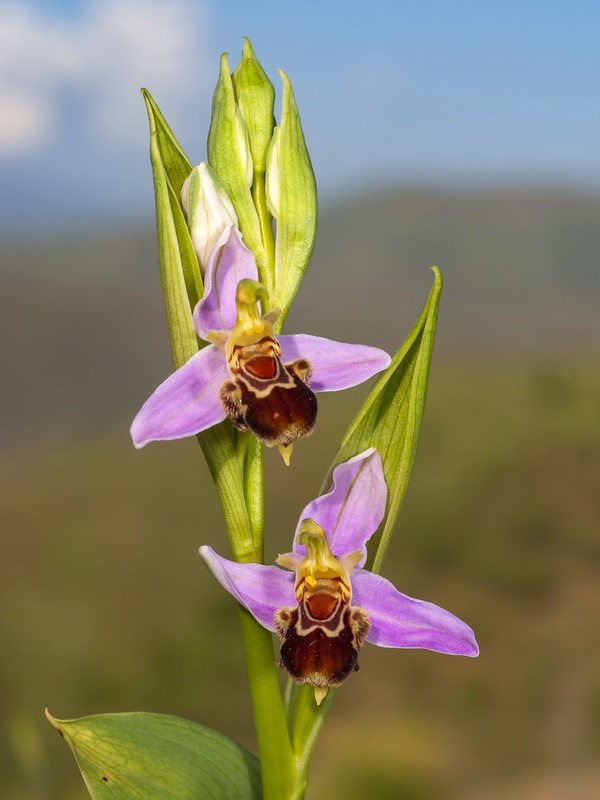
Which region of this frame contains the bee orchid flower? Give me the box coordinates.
[131,225,391,462]
[200,448,479,703]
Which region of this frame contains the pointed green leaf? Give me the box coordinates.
[208,54,267,287]
[46,711,261,800]
[270,70,317,327]
[143,89,201,364]
[142,90,193,196]
[328,267,443,573]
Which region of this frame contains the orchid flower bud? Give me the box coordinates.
[208,53,254,189]
[207,53,263,280]
[181,162,238,275]
[232,37,275,176]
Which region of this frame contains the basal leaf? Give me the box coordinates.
[46,711,261,800]
[328,267,442,573]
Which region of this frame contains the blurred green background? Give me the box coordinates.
[2,2,600,798]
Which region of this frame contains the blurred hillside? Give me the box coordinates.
[2,188,599,451]
[2,187,600,800]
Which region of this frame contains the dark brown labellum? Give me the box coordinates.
[275,592,370,688]
[220,337,317,446]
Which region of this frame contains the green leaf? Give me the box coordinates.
[142,89,201,365]
[141,90,193,196]
[46,710,261,800]
[270,70,317,327]
[328,267,443,573]
[207,54,267,287]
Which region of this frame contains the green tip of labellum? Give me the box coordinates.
[314,687,329,705]
[279,443,293,465]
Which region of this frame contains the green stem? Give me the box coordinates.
[251,171,276,300]
[203,428,294,799]
[243,435,264,560]
[283,678,298,733]
[197,427,257,562]
[238,609,295,799]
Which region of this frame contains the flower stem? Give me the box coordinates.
[197,427,257,562]
[242,435,264,560]
[238,608,295,799]
[227,434,294,800]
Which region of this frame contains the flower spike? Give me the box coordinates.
[200,449,479,696]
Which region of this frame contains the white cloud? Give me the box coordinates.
[0,0,208,158]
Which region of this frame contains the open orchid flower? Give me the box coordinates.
[131,225,391,462]
[200,449,479,704]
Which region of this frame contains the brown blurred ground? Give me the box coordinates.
[1,188,599,800]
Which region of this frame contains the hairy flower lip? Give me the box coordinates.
[131,226,391,449]
[199,449,479,658]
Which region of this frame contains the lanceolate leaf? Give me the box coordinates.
[327,267,443,573]
[143,89,201,361]
[141,90,193,196]
[46,711,261,800]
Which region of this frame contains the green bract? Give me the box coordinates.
[268,70,317,326]
[142,90,199,366]
[329,267,443,573]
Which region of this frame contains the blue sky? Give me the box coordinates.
[1,0,599,230]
